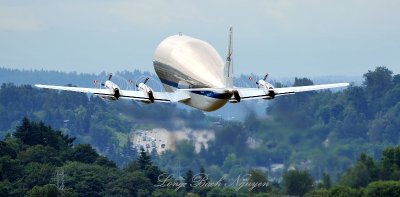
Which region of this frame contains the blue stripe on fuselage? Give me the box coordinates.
[159,78,231,99]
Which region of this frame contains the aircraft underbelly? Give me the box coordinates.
[161,83,229,111]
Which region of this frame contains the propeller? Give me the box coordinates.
[98,73,113,86]
[136,77,150,88]
[143,77,150,84]
[249,73,269,86]
[263,73,269,81]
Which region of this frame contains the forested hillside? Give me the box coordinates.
[1,118,400,196]
[0,66,399,196]
[154,66,400,183]
[0,82,212,165]
[0,118,173,196]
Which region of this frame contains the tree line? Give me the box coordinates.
[1,118,400,196]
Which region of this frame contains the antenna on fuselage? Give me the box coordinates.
[224,26,234,88]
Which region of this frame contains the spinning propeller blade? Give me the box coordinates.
[143,77,150,84]
[263,73,269,81]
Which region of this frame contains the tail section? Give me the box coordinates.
[224,26,234,88]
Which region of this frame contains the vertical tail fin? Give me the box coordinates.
[224,26,234,88]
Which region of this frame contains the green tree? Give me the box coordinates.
[62,161,119,197]
[206,187,246,197]
[381,146,400,180]
[125,148,162,184]
[248,169,269,195]
[145,164,163,185]
[137,148,152,170]
[0,156,23,182]
[364,181,400,197]
[322,173,332,189]
[340,153,378,188]
[363,66,394,113]
[17,145,61,165]
[185,169,194,192]
[0,181,12,197]
[151,189,180,197]
[283,169,314,197]
[104,172,154,196]
[329,185,361,197]
[13,117,33,145]
[71,144,99,164]
[94,156,117,168]
[13,118,75,150]
[0,141,17,159]
[304,188,329,197]
[22,163,55,189]
[363,66,393,93]
[27,184,59,197]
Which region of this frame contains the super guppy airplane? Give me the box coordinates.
[35,27,349,112]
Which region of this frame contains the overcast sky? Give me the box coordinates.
[1,0,399,77]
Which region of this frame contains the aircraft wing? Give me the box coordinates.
[235,83,349,101]
[34,84,189,103]
[35,84,111,95]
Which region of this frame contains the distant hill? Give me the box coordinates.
[0,67,360,120]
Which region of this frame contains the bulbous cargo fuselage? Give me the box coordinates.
[153,35,231,111]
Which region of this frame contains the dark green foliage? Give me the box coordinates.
[381,146,400,180]
[151,189,181,197]
[322,173,332,189]
[14,117,75,150]
[248,169,270,195]
[0,181,12,197]
[27,184,59,197]
[104,172,154,196]
[329,185,361,197]
[62,161,119,196]
[340,153,379,188]
[137,148,152,170]
[95,155,117,168]
[18,145,61,165]
[283,169,314,197]
[0,141,17,158]
[206,187,247,197]
[364,181,400,197]
[0,118,174,196]
[0,80,213,166]
[0,156,23,182]
[185,169,194,192]
[304,188,330,197]
[22,163,55,189]
[70,144,99,164]
[306,146,400,196]
[363,66,393,98]
[124,148,163,185]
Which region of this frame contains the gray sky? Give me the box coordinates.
[1,0,399,77]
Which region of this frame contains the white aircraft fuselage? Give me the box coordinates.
[153,35,233,111]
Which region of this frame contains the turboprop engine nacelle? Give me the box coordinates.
[103,80,120,100]
[137,83,154,103]
[257,79,276,99]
